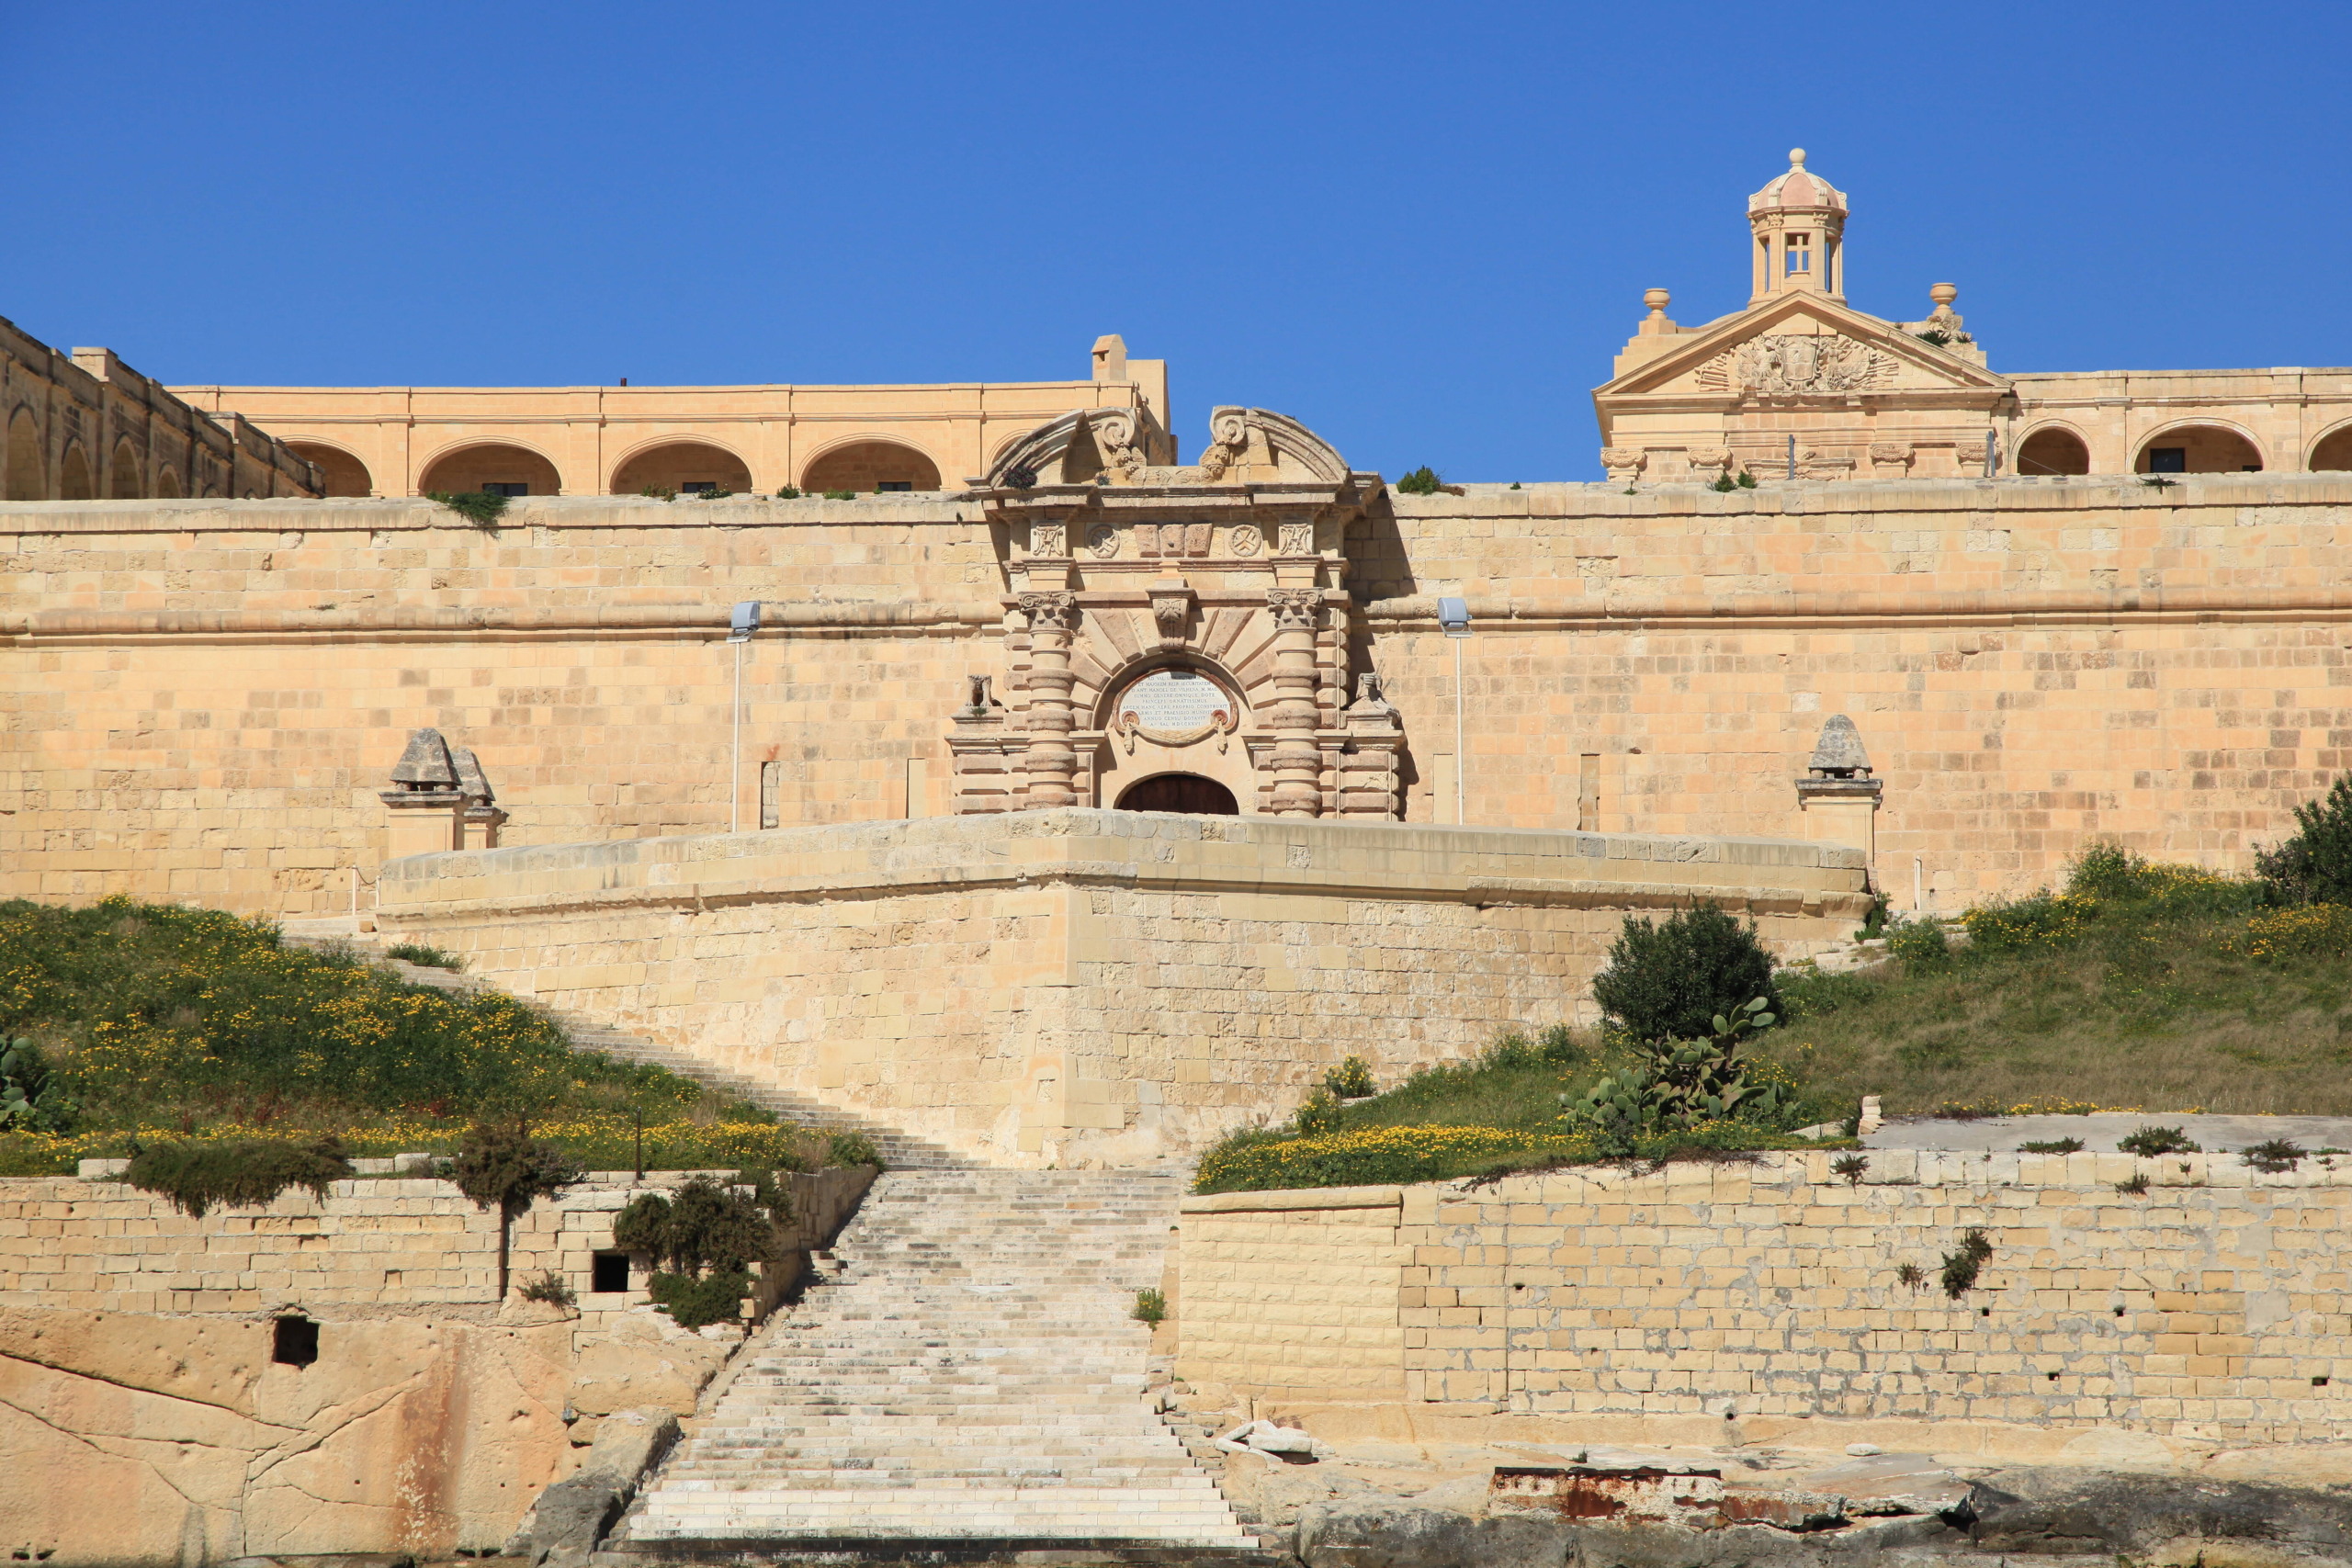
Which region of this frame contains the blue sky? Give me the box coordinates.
[6,1,2348,480]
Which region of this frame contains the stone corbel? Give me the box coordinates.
[1868,442,1913,478]
[1600,446,1645,482]
[1689,447,1734,479]
[1148,575,1193,652]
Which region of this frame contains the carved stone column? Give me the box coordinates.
[1265,588,1324,817]
[1018,592,1081,808]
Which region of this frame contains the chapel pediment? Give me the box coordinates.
[1600,296,2010,403]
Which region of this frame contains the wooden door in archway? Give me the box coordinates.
[1115,773,1239,815]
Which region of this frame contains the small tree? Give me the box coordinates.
[2256,776,2352,906]
[451,1121,581,1300]
[612,1175,779,1328]
[1590,903,1781,1043]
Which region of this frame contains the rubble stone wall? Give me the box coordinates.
[1177,1150,2352,1444]
[370,810,1868,1164]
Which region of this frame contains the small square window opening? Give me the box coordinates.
[273,1314,320,1367]
[2149,447,2188,473]
[1785,235,1812,275]
[481,481,529,498]
[682,480,718,494]
[592,1252,631,1293]
[876,480,913,492]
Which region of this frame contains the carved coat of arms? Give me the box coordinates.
[1698,333,1896,397]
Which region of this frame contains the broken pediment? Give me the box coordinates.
[974,407,1351,491]
[1599,296,2010,402]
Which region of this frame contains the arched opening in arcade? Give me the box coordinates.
[155,467,182,499]
[288,442,375,498]
[109,441,143,499]
[1115,773,1239,816]
[5,407,42,499]
[2310,424,2352,472]
[415,442,563,497]
[2134,424,2263,474]
[2015,426,2090,477]
[57,443,94,501]
[609,441,753,497]
[798,440,941,495]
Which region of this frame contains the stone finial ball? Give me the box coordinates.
[1644,288,1672,312]
[1789,148,1806,165]
[1929,282,1959,307]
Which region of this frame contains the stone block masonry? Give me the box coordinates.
[1176,1150,2352,1446]
[372,807,1869,1166]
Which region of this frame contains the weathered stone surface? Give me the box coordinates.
[566,1314,734,1417]
[1965,1468,2352,1563]
[1298,1497,1572,1568]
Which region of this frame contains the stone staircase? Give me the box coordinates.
[605,1168,1259,1554]
[277,916,962,1169]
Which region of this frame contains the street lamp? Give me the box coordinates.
[1439,596,1473,823]
[728,601,761,833]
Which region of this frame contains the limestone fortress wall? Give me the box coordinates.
[6,473,2348,919]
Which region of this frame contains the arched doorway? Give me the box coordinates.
[609,441,752,496]
[416,442,562,496]
[109,441,143,498]
[800,440,941,494]
[2135,424,2263,474]
[288,442,374,497]
[5,408,42,499]
[2310,424,2352,472]
[1116,773,1238,815]
[58,444,94,500]
[2015,426,2090,476]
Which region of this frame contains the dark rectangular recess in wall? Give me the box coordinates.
[592,1251,631,1293]
[273,1314,319,1367]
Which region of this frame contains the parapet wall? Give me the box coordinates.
[373,809,1869,1165]
[1177,1150,2352,1446]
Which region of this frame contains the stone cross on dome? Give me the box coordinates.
[1747,149,1849,306]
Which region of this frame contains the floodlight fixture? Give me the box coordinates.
[1438,596,1473,638]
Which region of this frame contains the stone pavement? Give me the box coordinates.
[611,1168,1257,1551]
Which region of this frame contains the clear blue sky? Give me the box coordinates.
[6,1,2348,480]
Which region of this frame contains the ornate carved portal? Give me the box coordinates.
[948,408,1408,819]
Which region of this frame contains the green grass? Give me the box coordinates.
[1767,860,2352,1115]
[0,897,868,1176]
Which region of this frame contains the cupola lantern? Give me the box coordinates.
[1747,149,1849,306]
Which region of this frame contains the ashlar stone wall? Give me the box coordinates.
[1177,1150,2352,1447]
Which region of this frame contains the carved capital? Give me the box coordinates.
[1017,591,1079,630]
[1265,588,1321,629]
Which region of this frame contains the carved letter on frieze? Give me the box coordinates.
[1086,524,1119,558]
[1228,524,1263,557]
[1032,522,1068,558]
[1278,522,1314,557]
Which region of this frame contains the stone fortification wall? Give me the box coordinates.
[0,1166,873,1565]
[372,810,1868,1165]
[7,474,2351,918]
[1357,474,2352,903]
[1177,1150,2352,1446]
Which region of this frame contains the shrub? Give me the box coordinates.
[1966,893,2098,955]
[1292,1089,1343,1135]
[1536,1024,1583,1066]
[1395,466,1442,495]
[127,1136,353,1218]
[2237,905,2352,962]
[1939,1227,1994,1298]
[1894,1261,1926,1288]
[1831,1153,1868,1185]
[647,1269,752,1329]
[0,1037,72,1132]
[774,485,802,499]
[424,491,507,526]
[2118,1124,2200,1156]
[1325,1056,1376,1099]
[825,1130,884,1168]
[2256,777,2352,907]
[451,1121,581,1217]
[1560,999,1788,1154]
[1709,474,1738,492]
[1886,917,1951,971]
[821,488,857,501]
[2018,1138,2086,1154]
[2115,1172,2150,1195]
[1131,1287,1167,1325]
[639,484,678,501]
[385,942,462,970]
[1591,904,1781,1043]
[612,1175,775,1276]
[692,484,734,500]
[2065,843,2256,919]
[2243,1138,2308,1173]
[519,1270,575,1307]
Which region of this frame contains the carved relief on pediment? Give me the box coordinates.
[1692,333,1898,397]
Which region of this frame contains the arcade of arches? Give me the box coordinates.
[57,445,92,501]
[2134,424,2265,474]
[611,441,753,496]
[801,440,940,494]
[2015,426,2089,477]
[416,442,563,497]
[4,408,40,500]
[2312,425,2352,471]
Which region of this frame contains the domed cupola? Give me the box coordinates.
[1747,149,1848,305]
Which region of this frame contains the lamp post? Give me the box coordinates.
[1439,596,1473,823]
[728,601,761,833]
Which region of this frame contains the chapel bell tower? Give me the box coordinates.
[1747,149,1848,306]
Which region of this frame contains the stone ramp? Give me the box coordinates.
[279,916,964,1169]
[608,1168,1257,1551]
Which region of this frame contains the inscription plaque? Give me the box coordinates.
[1117,670,1234,737]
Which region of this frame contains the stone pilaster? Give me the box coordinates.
[1265,589,1324,817]
[1018,592,1081,808]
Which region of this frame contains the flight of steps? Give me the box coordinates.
[277,916,960,1169]
[605,1168,1260,1553]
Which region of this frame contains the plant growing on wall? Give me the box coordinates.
[1395,466,1443,495]
[612,1174,779,1329]
[1591,903,1782,1043]
[774,485,802,499]
[1131,1287,1167,1326]
[424,490,508,527]
[127,1135,353,1218]
[1939,1226,1994,1298]
[1831,1153,1869,1184]
[2242,1139,2308,1173]
[451,1120,581,1300]
[2118,1125,2200,1156]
